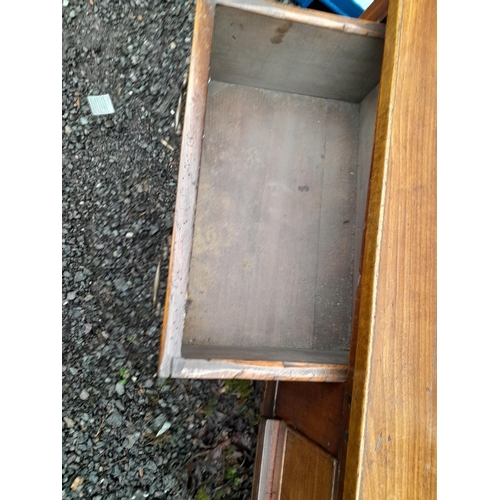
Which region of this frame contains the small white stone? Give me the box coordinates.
[115,382,125,396]
[156,421,172,437]
[64,417,75,428]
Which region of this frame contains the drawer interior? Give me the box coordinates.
[180,4,383,365]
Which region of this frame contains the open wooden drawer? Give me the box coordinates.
[158,0,386,381]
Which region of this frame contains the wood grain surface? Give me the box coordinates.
[341,0,437,497]
[218,0,386,38]
[353,85,379,311]
[182,345,349,364]
[279,427,337,500]
[211,4,384,102]
[172,357,348,382]
[359,0,389,22]
[252,419,287,500]
[184,82,360,354]
[160,0,386,381]
[158,0,215,378]
[273,381,345,456]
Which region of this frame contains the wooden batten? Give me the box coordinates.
[159,0,216,377]
[359,0,389,22]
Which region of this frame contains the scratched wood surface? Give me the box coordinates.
[184,81,359,355]
[251,419,286,500]
[158,0,215,378]
[341,0,437,497]
[218,0,386,38]
[172,357,348,382]
[211,4,384,102]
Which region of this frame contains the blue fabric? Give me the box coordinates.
[294,0,364,17]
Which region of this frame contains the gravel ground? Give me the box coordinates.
[62,1,265,498]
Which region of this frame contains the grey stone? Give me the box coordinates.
[125,431,141,449]
[151,414,167,430]
[107,411,123,428]
[61,0,259,494]
[74,271,85,282]
[146,460,157,472]
[79,389,90,400]
[114,277,130,292]
[115,382,125,396]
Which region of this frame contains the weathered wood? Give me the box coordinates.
[218,0,386,38]
[158,0,215,378]
[252,419,286,500]
[313,99,359,351]
[211,5,385,102]
[182,345,349,365]
[171,358,348,382]
[184,82,360,354]
[160,0,384,381]
[341,0,437,497]
[360,0,389,22]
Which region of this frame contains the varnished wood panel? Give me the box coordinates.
[211,5,385,102]
[342,0,437,497]
[274,381,345,456]
[261,381,278,418]
[184,82,360,354]
[279,427,337,500]
[353,84,379,310]
[359,0,389,22]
